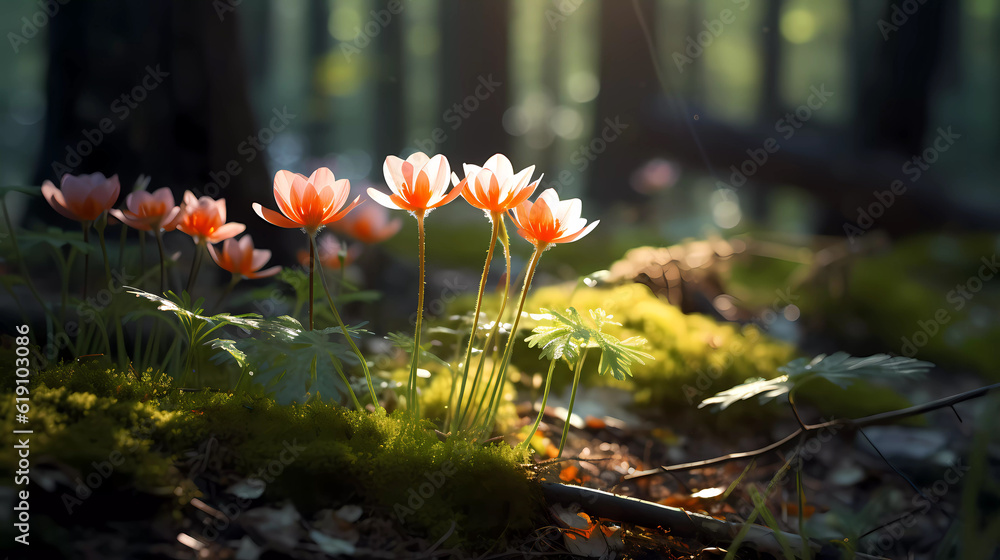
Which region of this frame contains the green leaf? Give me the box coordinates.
[18,228,96,254]
[701,352,934,410]
[209,338,249,369]
[525,307,652,380]
[0,185,42,197]
[386,331,451,370]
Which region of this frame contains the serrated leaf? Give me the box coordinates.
[701,352,934,410]
[386,331,451,370]
[525,307,653,379]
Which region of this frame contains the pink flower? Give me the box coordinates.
[253,168,362,236]
[208,235,281,279]
[297,233,362,269]
[367,153,459,215]
[333,201,402,244]
[109,187,182,232]
[509,189,599,249]
[176,191,245,245]
[456,153,539,217]
[41,173,120,222]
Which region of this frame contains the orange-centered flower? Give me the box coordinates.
[109,187,182,232]
[253,167,361,236]
[509,189,599,248]
[456,153,539,216]
[297,233,361,269]
[41,172,120,222]
[208,235,281,279]
[177,191,245,245]
[368,153,458,215]
[333,201,402,244]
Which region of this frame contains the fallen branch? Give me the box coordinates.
[542,482,886,560]
[627,382,1000,479]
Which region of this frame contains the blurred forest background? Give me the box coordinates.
[1,0,998,260]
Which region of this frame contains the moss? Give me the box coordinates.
[447,283,797,410]
[0,358,541,549]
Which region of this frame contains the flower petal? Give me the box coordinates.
[366,188,402,210]
[254,203,301,228]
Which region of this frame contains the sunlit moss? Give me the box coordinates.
[0,358,539,548]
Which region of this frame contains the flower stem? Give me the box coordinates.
[215,275,240,311]
[82,223,91,300]
[308,235,315,330]
[408,210,427,416]
[139,231,146,288]
[96,222,113,284]
[520,358,557,451]
[186,242,205,294]
[154,230,167,294]
[313,237,382,410]
[557,347,589,458]
[480,243,546,435]
[452,215,500,431]
[118,221,127,270]
[461,219,511,430]
[1,199,60,327]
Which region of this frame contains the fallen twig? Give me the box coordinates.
[542,482,887,560]
[627,381,1000,479]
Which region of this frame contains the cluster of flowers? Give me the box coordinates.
[42,151,596,287]
[41,171,403,285]
[41,152,597,422]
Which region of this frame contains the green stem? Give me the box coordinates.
[520,358,557,451]
[97,224,126,367]
[154,230,167,294]
[462,220,512,431]
[308,235,315,330]
[118,221,127,270]
[82,223,91,300]
[558,347,589,457]
[408,210,426,416]
[313,236,382,411]
[96,221,113,284]
[186,242,205,294]
[139,230,146,288]
[452,215,500,431]
[331,357,363,411]
[215,275,240,311]
[479,243,546,436]
[1,199,68,348]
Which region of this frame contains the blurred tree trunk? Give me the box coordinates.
[440,0,510,165]
[589,0,658,208]
[33,0,267,229]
